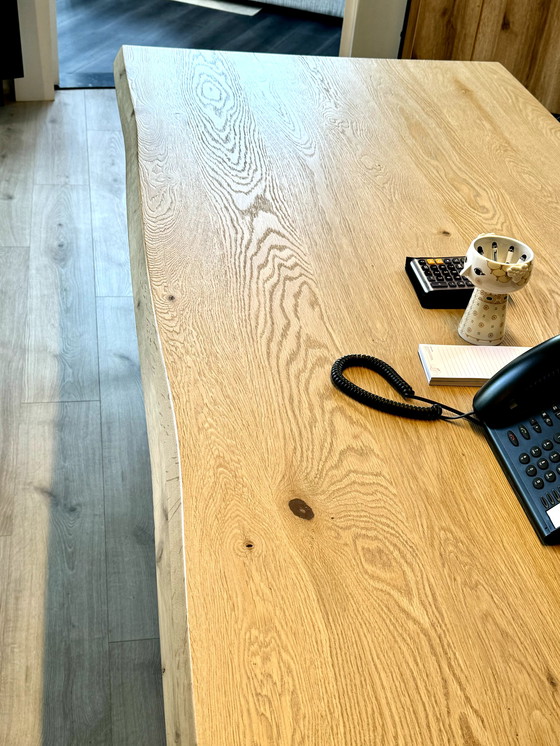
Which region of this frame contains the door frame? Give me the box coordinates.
[15,0,58,101]
[340,0,409,58]
[15,0,409,100]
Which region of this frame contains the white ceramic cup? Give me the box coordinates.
[458,234,534,346]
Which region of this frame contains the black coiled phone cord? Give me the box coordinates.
[331,354,480,424]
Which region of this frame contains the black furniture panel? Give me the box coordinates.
[1,0,24,80]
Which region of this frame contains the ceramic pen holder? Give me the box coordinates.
[458,234,533,346]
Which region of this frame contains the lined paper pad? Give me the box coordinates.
[418,344,530,386]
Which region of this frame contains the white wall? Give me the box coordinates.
[340,0,409,58]
[15,0,58,101]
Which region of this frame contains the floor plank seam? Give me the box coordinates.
[86,106,116,723]
[108,637,161,645]
[33,181,90,187]
[21,399,101,404]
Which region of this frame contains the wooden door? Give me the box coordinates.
[402,0,560,112]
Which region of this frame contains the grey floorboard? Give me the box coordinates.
[0,536,11,644]
[34,90,89,186]
[85,90,122,131]
[88,129,132,297]
[25,184,99,403]
[109,638,165,746]
[43,637,113,746]
[56,0,342,88]
[97,296,159,642]
[39,402,111,745]
[0,245,29,536]
[0,402,111,745]
[0,103,40,246]
[0,88,163,745]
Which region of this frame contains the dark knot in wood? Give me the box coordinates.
[288,498,314,520]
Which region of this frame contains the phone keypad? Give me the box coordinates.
[505,428,560,488]
[529,418,542,433]
[486,407,560,543]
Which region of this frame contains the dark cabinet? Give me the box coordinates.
[1,0,24,80]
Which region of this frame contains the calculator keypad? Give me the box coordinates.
[415,257,474,290]
[486,406,560,543]
[405,256,475,309]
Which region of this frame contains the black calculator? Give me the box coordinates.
[405,255,474,308]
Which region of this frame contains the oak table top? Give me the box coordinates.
[115,46,560,745]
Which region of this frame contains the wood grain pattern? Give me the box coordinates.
[525,1,560,113]
[0,103,39,247]
[0,402,110,745]
[25,184,99,402]
[109,638,165,745]
[116,47,560,746]
[115,59,196,746]
[88,129,132,297]
[34,90,89,186]
[472,0,545,83]
[0,246,29,536]
[402,0,485,60]
[97,296,159,641]
[401,0,560,111]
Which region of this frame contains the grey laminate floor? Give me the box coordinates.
[0,90,166,745]
[56,0,342,88]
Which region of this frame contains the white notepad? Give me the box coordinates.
[418,344,530,386]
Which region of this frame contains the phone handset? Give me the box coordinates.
[473,335,560,427]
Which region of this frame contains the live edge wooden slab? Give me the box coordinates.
[114,46,560,745]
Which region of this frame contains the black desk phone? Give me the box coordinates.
[331,335,560,544]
